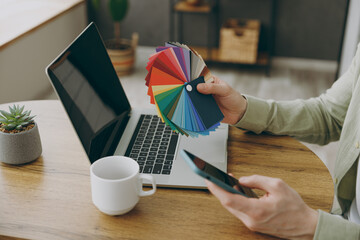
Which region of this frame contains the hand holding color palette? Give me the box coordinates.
[145,42,224,137]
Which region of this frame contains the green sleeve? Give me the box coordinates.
[233,43,359,145]
[314,210,360,239]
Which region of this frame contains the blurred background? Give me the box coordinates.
[1,0,360,175]
[90,0,345,61]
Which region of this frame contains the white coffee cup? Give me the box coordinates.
[90,156,156,215]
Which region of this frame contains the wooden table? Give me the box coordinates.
[0,100,333,240]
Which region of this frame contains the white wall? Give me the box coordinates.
[0,3,87,104]
[339,0,360,76]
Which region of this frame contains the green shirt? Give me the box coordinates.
[234,44,360,239]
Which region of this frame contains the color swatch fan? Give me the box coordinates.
[145,42,224,137]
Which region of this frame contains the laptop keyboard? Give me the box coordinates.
[125,114,179,175]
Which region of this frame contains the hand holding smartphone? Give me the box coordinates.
[180,149,257,198]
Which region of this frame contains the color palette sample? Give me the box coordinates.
[145,42,224,137]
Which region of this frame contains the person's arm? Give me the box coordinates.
[198,44,360,145]
[206,175,360,240]
[235,78,351,144]
[314,210,360,239]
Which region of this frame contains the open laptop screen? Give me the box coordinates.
[47,23,131,163]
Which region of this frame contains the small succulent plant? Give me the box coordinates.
[0,105,35,132]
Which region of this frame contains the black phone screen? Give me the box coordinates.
[185,150,257,198]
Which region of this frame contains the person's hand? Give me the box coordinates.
[197,76,247,125]
[206,175,318,240]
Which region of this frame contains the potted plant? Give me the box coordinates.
[92,0,138,76]
[0,105,42,165]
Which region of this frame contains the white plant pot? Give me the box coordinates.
[0,123,42,165]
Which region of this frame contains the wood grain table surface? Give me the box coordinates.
[0,100,334,240]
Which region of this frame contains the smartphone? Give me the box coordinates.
[180,149,257,198]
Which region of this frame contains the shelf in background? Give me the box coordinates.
[191,46,269,66]
[173,1,213,13]
[171,0,276,75]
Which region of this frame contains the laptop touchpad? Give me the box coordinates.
[178,132,227,164]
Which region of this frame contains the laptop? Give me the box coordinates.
[45,22,228,188]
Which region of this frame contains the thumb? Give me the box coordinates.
[239,175,284,193]
[197,82,230,96]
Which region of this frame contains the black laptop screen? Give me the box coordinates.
[47,23,131,163]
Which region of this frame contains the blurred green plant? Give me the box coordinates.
[92,0,129,39]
